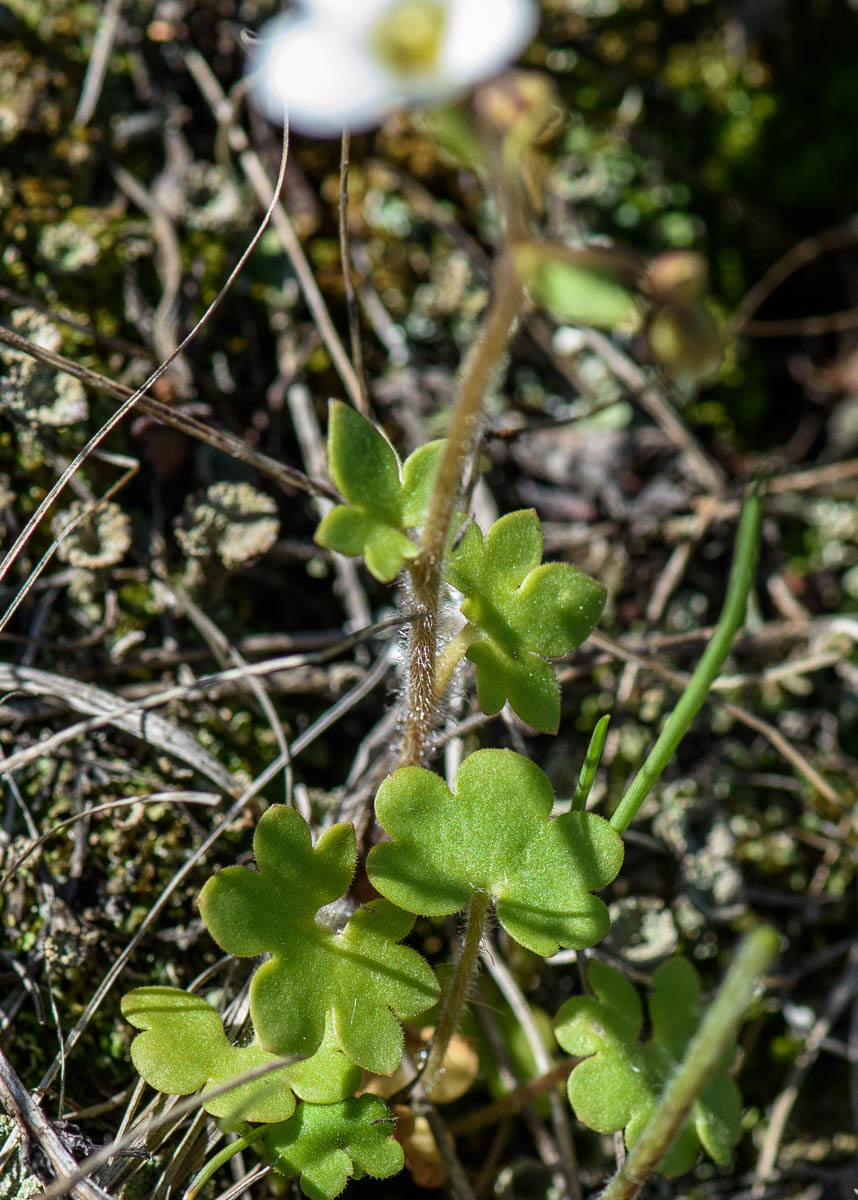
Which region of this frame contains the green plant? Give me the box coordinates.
[314,400,445,582]
[445,510,606,732]
[556,958,742,1176]
[121,406,770,1197]
[117,27,777,1200]
[368,749,623,955]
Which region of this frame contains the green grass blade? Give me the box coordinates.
[610,490,762,835]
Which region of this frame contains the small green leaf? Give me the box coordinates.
[315,402,444,582]
[315,508,418,583]
[327,401,401,519]
[199,806,438,1074]
[260,1096,404,1200]
[468,639,561,734]
[516,246,641,331]
[447,511,606,733]
[368,748,623,956]
[572,714,611,811]
[555,958,743,1176]
[400,439,446,526]
[120,987,296,1123]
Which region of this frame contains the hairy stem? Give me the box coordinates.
[400,254,522,765]
[420,890,491,1096]
[610,489,762,834]
[600,925,779,1200]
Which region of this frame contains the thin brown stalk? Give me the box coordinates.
[338,130,370,415]
[449,1060,577,1135]
[399,253,522,765]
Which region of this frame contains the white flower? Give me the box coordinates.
[249,0,539,136]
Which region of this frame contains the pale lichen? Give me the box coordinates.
[174,481,280,572]
[0,1117,42,1200]
[0,308,88,425]
[52,500,132,570]
[39,217,101,273]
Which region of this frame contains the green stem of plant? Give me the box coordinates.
[184,1127,266,1200]
[420,890,491,1095]
[609,490,762,834]
[434,623,481,702]
[400,255,522,766]
[600,925,779,1200]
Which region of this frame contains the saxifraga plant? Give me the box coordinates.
[118,2,779,1197]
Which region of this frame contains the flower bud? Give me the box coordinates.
[473,70,561,157]
[648,303,723,381]
[645,250,709,307]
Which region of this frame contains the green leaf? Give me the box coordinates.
[314,401,444,582]
[326,400,401,519]
[555,958,743,1176]
[468,639,561,734]
[368,749,624,956]
[120,987,296,1124]
[260,1096,404,1200]
[516,246,641,331]
[121,989,358,1120]
[400,439,446,526]
[198,806,438,1075]
[447,511,606,733]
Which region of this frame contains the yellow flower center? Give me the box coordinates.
[372,0,447,75]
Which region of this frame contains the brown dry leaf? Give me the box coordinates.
[392,1104,448,1190]
[361,1026,479,1104]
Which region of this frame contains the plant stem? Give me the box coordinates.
[610,489,762,834]
[185,1127,266,1200]
[420,890,491,1095]
[338,129,370,417]
[434,623,480,702]
[400,254,522,766]
[600,925,779,1200]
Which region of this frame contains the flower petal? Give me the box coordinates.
[249,0,539,135]
[302,0,392,35]
[250,14,400,134]
[441,0,538,88]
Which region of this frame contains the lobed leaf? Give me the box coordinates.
[555,958,743,1176]
[260,1096,404,1200]
[120,987,296,1123]
[368,749,623,956]
[447,510,605,732]
[315,401,445,582]
[199,805,438,1075]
